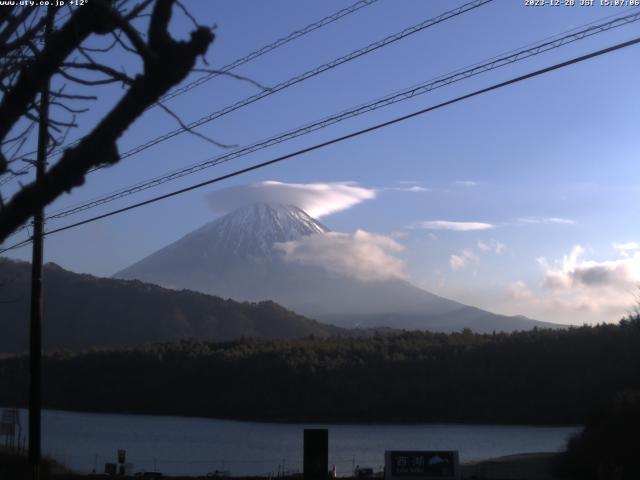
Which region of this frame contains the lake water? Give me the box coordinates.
[17,409,580,476]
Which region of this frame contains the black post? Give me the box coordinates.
[303,429,328,480]
[28,8,52,480]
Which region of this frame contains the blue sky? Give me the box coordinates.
[2,0,640,325]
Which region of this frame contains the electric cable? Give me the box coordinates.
[2,34,638,254]
[35,11,640,224]
[0,0,381,184]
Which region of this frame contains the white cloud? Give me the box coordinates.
[450,239,503,272]
[449,248,478,271]
[273,230,406,282]
[518,217,576,225]
[478,239,505,254]
[508,246,640,318]
[508,281,535,301]
[449,255,464,270]
[385,182,430,193]
[498,242,640,325]
[207,181,375,218]
[411,220,495,231]
[394,186,430,192]
[613,242,640,257]
[540,245,640,293]
[453,180,478,187]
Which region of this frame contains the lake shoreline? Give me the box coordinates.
[462,452,559,479]
[2,453,564,480]
[2,446,565,479]
[3,408,578,477]
[1,404,583,429]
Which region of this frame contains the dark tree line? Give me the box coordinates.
[1,317,639,425]
[553,389,640,479]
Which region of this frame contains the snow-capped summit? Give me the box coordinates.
[117,203,327,277]
[195,202,329,259]
[115,202,560,333]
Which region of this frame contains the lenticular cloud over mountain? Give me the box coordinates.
[206,181,376,218]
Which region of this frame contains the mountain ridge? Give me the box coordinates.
[0,257,344,353]
[115,202,563,333]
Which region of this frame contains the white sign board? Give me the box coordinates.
[385,451,460,480]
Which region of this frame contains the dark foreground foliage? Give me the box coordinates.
[1,318,639,424]
[552,389,640,479]
[0,449,68,479]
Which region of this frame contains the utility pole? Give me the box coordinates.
[28,8,53,480]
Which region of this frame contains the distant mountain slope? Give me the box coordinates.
[0,258,343,353]
[115,203,563,333]
[325,307,558,332]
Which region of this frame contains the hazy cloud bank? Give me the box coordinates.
[509,243,640,319]
[540,245,640,294]
[274,230,406,282]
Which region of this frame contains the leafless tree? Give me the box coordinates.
[0,0,216,243]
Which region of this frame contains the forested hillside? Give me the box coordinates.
[0,258,343,352]
[1,319,638,424]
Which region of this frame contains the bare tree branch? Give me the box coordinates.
[50,92,98,101]
[0,0,215,242]
[80,36,119,53]
[50,101,90,114]
[57,68,128,87]
[108,8,154,60]
[0,1,116,151]
[0,13,47,56]
[176,0,199,29]
[61,62,135,86]
[157,101,237,149]
[111,30,140,55]
[125,0,156,21]
[0,8,33,49]
[191,68,271,92]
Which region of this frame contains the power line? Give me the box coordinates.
[107,0,493,163]
[157,0,380,104]
[1,236,32,253]
[2,34,638,255]
[33,10,640,225]
[0,0,380,185]
[6,0,485,182]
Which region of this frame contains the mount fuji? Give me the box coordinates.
[115,203,560,332]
